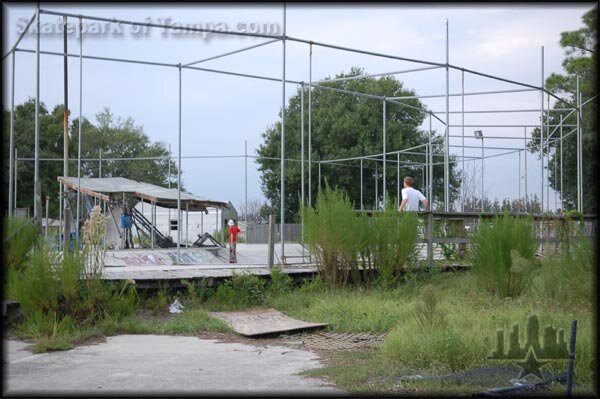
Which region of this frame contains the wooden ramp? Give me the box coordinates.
[210,308,328,337]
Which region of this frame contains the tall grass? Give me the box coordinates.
[533,227,596,308]
[302,186,360,286]
[4,216,38,273]
[302,187,419,288]
[6,206,138,350]
[469,212,538,298]
[372,200,419,287]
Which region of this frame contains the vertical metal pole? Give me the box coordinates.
[577,91,585,212]
[524,126,528,212]
[186,202,189,247]
[428,114,433,207]
[245,140,248,223]
[540,46,544,214]
[444,19,450,212]
[576,76,581,212]
[151,200,155,249]
[461,69,465,212]
[9,51,15,216]
[546,94,550,212]
[397,152,400,208]
[566,320,578,397]
[300,84,305,211]
[518,150,521,208]
[59,186,62,250]
[280,4,287,256]
[62,16,71,251]
[560,115,563,210]
[375,164,378,210]
[300,84,305,257]
[177,65,182,262]
[382,98,387,206]
[76,17,83,244]
[318,161,321,192]
[34,6,42,231]
[45,196,49,239]
[168,143,171,233]
[308,43,312,207]
[215,207,218,238]
[200,210,204,235]
[481,138,484,212]
[99,149,102,178]
[14,149,18,212]
[360,158,364,211]
[424,147,428,199]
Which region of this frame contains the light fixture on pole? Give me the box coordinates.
[474,130,484,212]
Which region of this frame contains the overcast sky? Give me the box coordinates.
[2,3,593,212]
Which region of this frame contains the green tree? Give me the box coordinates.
[529,8,597,213]
[256,67,460,222]
[3,100,179,218]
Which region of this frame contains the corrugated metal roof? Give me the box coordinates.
[57,177,228,211]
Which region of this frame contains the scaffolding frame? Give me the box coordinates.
[4,4,593,262]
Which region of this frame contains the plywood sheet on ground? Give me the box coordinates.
[210,308,327,337]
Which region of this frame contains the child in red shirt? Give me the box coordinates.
[228,219,241,263]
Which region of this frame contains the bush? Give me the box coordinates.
[215,273,266,308]
[533,227,596,307]
[302,186,419,288]
[302,185,361,287]
[469,212,538,298]
[4,216,38,273]
[372,201,419,287]
[267,267,293,296]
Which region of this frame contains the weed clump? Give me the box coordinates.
[469,212,537,298]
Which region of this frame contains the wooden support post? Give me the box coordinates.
[427,211,434,270]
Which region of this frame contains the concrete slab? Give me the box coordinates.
[3,335,344,395]
[210,308,328,337]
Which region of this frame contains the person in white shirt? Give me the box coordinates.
[398,176,429,211]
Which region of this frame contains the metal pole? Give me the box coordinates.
[461,69,465,212]
[62,14,70,185]
[151,200,155,249]
[576,76,581,212]
[59,185,62,250]
[9,51,16,216]
[44,196,49,240]
[14,149,18,212]
[168,143,171,233]
[280,3,286,257]
[540,46,544,213]
[318,161,321,192]
[560,115,563,210]
[308,43,312,207]
[76,17,83,245]
[360,158,363,211]
[186,202,189,247]
[524,127,528,212]
[444,19,450,212]
[429,114,433,207]
[481,138,484,212]
[518,150,521,208]
[382,98,387,206]
[375,164,378,210]
[245,140,248,223]
[547,93,551,212]
[566,320,578,397]
[300,84,305,212]
[397,152,400,208]
[177,65,182,262]
[577,91,584,212]
[34,6,42,231]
